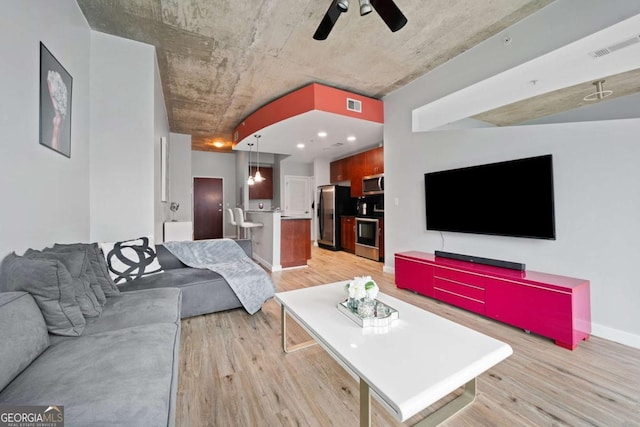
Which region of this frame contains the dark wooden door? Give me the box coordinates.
[193,177,223,240]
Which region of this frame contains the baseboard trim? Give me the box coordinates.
[383,265,395,274]
[253,254,282,272]
[592,323,640,349]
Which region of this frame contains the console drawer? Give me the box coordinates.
[434,266,485,288]
[433,276,485,301]
[434,287,485,315]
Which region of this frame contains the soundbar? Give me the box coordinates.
[434,250,526,271]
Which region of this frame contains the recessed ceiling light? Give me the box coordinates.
[347,136,356,142]
[213,141,224,148]
[297,143,305,149]
[318,131,327,137]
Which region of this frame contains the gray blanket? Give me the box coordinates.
[163,239,275,315]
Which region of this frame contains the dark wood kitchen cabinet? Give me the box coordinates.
[363,146,384,176]
[340,216,356,253]
[330,157,348,183]
[248,166,273,199]
[329,146,383,197]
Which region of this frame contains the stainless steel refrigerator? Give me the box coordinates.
[317,185,352,250]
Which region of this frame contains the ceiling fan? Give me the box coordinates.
[313,0,408,41]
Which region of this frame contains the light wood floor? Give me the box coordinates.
[176,247,640,426]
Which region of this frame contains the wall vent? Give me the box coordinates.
[589,34,640,58]
[346,98,362,113]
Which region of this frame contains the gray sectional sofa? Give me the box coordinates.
[0,288,181,426]
[118,240,252,318]
[0,238,255,426]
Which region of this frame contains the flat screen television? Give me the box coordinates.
[424,155,556,240]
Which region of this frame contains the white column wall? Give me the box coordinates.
[89,32,157,243]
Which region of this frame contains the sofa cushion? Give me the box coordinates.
[0,322,180,427]
[53,243,120,297]
[46,288,182,344]
[0,253,85,336]
[118,268,242,318]
[46,246,107,306]
[100,236,164,284]
[0,292,50,391]
[25,249,102,318]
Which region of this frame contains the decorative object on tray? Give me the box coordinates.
[340,276,398,327]
[345,276,379,311]
[338,299,399,328]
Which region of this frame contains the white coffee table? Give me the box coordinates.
[275,281,512,427]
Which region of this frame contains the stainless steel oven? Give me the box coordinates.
[355,217,380,261]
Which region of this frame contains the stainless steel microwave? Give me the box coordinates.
[362,174,384,195]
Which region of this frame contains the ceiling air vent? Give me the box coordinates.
[346,98,362,113]
[589,34,640,58]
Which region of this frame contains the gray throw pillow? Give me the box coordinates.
[25,250,102,318]
[0,292,50,390]
[53,243,120,297]
[26,250,99,315]
[45,246,107,306]
[0,253,85,336]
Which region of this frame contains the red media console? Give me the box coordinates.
[395,251,591,350]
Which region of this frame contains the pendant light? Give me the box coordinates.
[254,134,264,182]
[246,142,255,186]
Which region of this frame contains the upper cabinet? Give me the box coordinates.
[249,166,273,199]
[363,146,384,176]
[329,157,348,183]
[330,146,383,197]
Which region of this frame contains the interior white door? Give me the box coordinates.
[284,175,312,217]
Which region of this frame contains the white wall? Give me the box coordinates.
[192,151,237,237]
[153,53,170,243]
[0,1,91,256]
[89,32,158,243]
[168,133,193,222]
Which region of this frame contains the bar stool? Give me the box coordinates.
[227,208,239,238]
[233,208,263,240]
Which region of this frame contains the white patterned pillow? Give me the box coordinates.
[99,236,163,284]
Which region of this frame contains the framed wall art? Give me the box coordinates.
[39,42,73,157]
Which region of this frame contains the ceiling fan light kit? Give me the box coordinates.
[313,0,407,40]
[359,0,373,16]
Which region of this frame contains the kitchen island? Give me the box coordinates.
[245,211,311,271]
[280,217,311,268]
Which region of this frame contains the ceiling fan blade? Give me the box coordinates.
[313,1,344,40]
[370,0,408,32]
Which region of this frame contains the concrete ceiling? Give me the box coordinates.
[76,0,552,155]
